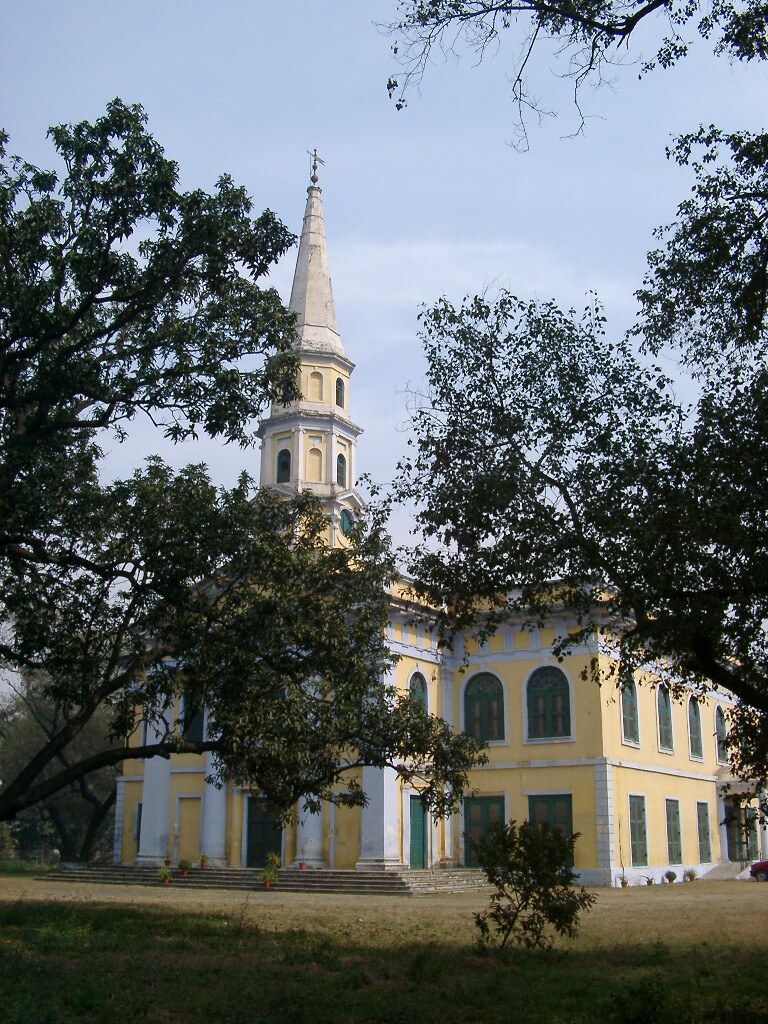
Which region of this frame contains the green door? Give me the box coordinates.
[464,796,505,866]
[410,796,428,869]
[246,796,282,868]
[528,794,574,865]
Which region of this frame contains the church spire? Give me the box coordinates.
[288,157,345,358]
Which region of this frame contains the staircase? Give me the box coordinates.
[700,861,752,881]
[42,864,490,897]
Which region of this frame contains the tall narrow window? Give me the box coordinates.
[527,667,571,739]
[688,697,703,759]
[307,447,322,483]
[715,706,729,763]
[309,371,323,402]
[665,798,682,863]
[336,453,347,487]
[629,795,647,866]
[410,672,428,710]
[657,685,673,751]
[276,448,291,484]
[464,673,505,742]
[621,674,639,744]
[335,377,345,407]
[181,696,204,744]
[697,802,712,863]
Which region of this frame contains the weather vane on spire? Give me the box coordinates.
[308,148,325,185]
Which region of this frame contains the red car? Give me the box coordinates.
[750,860,768,881]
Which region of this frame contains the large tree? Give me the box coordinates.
[387,0,767,141]
[0,102,483,832]
[395,124,768,799]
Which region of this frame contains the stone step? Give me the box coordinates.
[44,864,489,897]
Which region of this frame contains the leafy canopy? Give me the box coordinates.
[0,102,484,826]
[388,0,767,142]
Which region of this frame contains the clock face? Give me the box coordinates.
[340,509,354,536]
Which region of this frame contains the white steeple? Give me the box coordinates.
[288,184,346,359]
[257,159,364,545]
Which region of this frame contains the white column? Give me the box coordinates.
[717,790,730,862]
[293,807,325,868]
[200,750,228,866]
[112,778,125,864]
[356,765,404,870]
[136,753,172,865]
[439,666,457,867]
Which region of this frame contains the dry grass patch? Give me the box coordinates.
[1,877,767,1024]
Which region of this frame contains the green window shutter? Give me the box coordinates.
[665,799,682,863]
[629,795,647,867]
[464,673,505,742]
[657,686,673,751]
[527,667,571,739]
[716,707,729,763]
[688,699,703,759]
[697,802,711,863]
[621,677,639,743]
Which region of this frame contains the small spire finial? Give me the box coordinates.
[308,148,325,185]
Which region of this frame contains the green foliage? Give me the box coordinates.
[388,0,767,139]
[0,821,17,859]
[394,130,768,797]
[0,101,483,824]
[471,819,596,950]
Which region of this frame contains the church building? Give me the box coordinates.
[114,168,768,886]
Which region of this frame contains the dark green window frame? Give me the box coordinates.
[657,686,673,751]
[276,448,291,484]
[410,671,428,710]
[665,798,682,863]
[464,673,505,742]
[629,795,648,867]
[697,802,712,863]
[715,706,729,763]
[336,453,347,487]
[688,698,703,759]
[621,675,639,744]
[527,667,571,740]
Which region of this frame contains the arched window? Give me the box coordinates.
[716,706,729,763]
[410,672,428,710]
[621,674,639,744]
[276,448,291,483]
[657,685,673,751]
[336,453,347,487]
[340,508,354,536]
[464,673,504,742]
[307,447,322,482]
[309,371,323,402]
[335,377,345,407]
[688,697,703,759]
[527,666,570,739]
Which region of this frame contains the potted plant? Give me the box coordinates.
[664,870,677,884]
[158,866,173,885]
[260,852,280,890]
[298,845,306,870]
[618,871,629,888]
[643,875,655,885]
[198,852,209,869]
[683,868,698,882]
[163,858,172,868]
[178,859,192,877]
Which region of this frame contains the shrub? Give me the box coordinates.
[664,870,677,883]
[471,819,596,950]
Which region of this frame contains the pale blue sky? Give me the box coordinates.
[1,0,764,542]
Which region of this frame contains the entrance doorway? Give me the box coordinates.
[410,796,428,869]
[724,797,758,863]
[245,796,282,868]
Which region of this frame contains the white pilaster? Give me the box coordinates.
[294,807,325,868]
[593,760,616,886]
[112,777,125,864]
[356,765,404,871]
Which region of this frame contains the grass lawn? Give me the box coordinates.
[1,876,767,1024]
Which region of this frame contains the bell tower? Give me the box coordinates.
[258,157,364,544]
